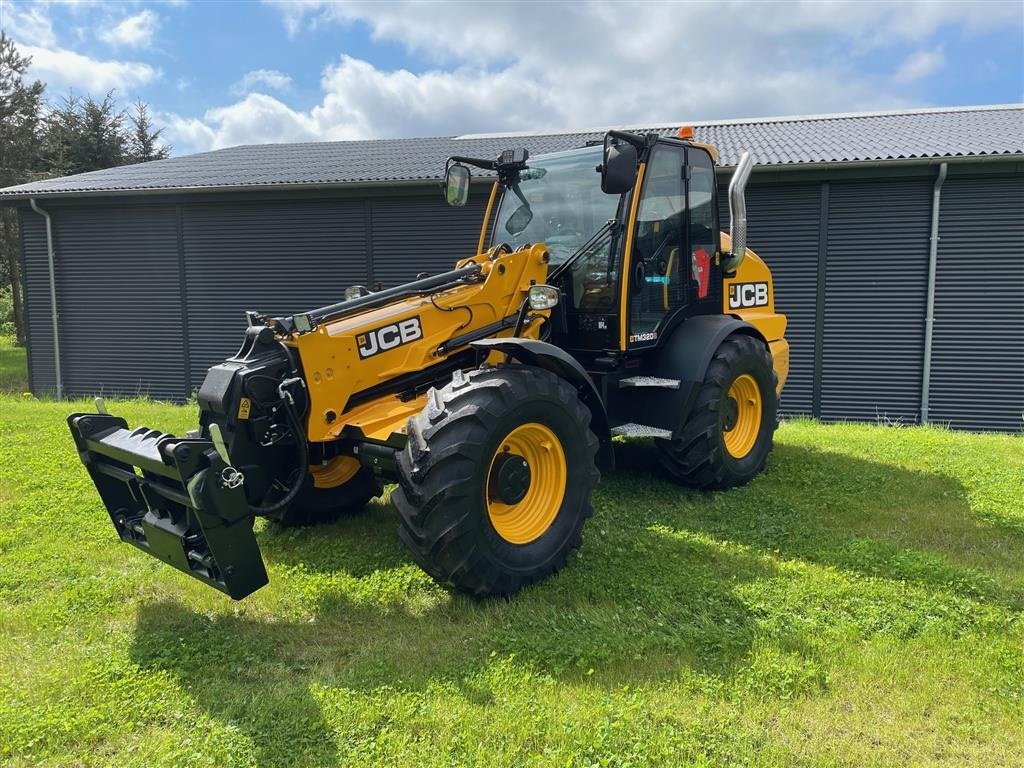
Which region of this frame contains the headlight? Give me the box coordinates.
[528,284,559,310]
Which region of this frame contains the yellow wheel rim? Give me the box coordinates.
[310,456,360,489]
[486,422,567,545]
[722,374,762,459]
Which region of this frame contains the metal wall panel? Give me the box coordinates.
[182,198,368,389]
[14,170,1022,433]
[17,209,53,392]
[929,174,1024,432]
[19,205,184,398]
[821,179,933,423]
[718,182,820,415]
[369,192,489,288]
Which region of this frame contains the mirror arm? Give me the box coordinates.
[510,181,530,209]
[447,155,498,171]
[606,129,650,150]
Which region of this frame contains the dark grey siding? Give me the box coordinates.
[721,183,820,416]
[14,168,1024,433]
[369,192,489,288]
[820,179,932,423]
[182,198,368,389]
[18,210,53,392]
[19,205,184,398]
[929,174,1024,431]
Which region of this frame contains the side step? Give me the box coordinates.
[610,423,673,439]
[618,376,681,389]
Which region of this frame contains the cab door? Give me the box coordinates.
[623,142,719,349]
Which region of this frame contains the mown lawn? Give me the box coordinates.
[1,395,1022,767]
[0,336,28,392]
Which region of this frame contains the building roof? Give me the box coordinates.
[1,104,1021,201]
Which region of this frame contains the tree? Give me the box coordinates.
[37,93,171,176]
[127,100,170,163]
[39,91,134,176]
[37,92,83,178]
[0,32,44,345]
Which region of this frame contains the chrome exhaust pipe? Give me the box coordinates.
[723,151,753,272]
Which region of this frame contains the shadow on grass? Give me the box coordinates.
[131,602,345,766]
[128,439,1023,762]
[130,530,775,764]
[611,439,1024,608]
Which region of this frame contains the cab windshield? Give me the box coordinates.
[491,146,619,265]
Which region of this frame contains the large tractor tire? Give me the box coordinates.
[271,457,382,527]
[656,334,778,490]
[393,365,600,597]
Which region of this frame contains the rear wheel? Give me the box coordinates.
[656,334,778,489]
[271,456,382,527]
[393,365,600,597]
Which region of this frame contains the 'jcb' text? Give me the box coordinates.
[357,317,423,359]
[727,282,769,310]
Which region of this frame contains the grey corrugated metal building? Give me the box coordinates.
[2,105,1022,431]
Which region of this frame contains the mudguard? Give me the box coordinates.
[470,337,614,468]
[654,315,764,388]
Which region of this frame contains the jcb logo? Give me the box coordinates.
[727,282,769,310]
[357,317,423,359]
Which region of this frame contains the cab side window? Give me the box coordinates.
[687,149,717,301]
[629,144,687,339]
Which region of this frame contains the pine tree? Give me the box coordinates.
[37,92,83,178]
[0,32,44,345]
[40,91,128,176]
[127,100,170,163]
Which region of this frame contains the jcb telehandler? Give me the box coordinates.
[68,128,788,599]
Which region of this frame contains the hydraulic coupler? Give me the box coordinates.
[67,412,268,599]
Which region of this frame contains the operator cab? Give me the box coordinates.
[447,133,726,360]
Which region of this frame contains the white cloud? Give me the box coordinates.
[20,44,159,93]
[894,48,946,83]
[266,0,1021,56]
[3,2,58,47]
[166,0,1020,154]
[231,68,294,96]
[98,9,160,49]
[159,113,217,153]
[204,93,318,145]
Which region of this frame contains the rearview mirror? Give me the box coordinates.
[444,163,471,207]
[504,203,534,235]
[600,134,638,194]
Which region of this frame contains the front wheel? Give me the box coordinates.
[393,365,600,597]
[656,333,778,489]
[269,457,382,527]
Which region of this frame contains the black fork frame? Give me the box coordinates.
[67,412,268,599]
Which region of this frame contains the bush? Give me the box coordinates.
[0,285,16,340]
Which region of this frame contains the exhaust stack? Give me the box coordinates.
[724,151,754,272]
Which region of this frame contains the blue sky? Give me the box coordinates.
[2,0,1022,156]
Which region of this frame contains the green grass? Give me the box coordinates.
[0,336,28,392]
[1,395,1022,767]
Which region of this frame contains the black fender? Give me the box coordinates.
[470,337,614,470]
[644,315,766,436]
[655,315,765,385]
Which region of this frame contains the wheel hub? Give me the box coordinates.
[722,397,739,432]
[722,373,762,459]
[485,422,567,545]
[488,452,532,505]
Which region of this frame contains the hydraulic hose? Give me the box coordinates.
[246,393,309,516]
